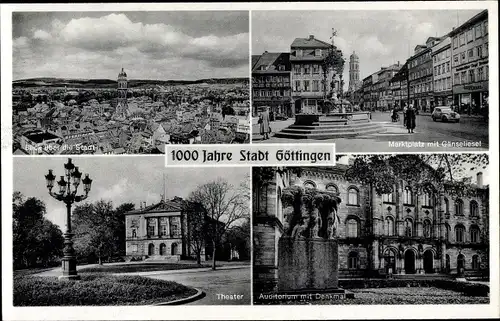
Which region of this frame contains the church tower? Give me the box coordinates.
[348,51,361,92]
[115,68,129,118]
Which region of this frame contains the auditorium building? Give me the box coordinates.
[253,164,489,292]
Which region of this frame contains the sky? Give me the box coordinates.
[13,156,249,229]
[252,10,483,91]
[12,11,249,81]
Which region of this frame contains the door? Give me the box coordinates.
[385,250,396,274]
[404,250,416,274]
[457,254,465,275]
[423,250,434,273]
[445,254,451,273]
[148,243,154,256]
[295,99,302,115]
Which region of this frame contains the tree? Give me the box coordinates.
[189,179,249,270]
[13,192,64,269]
[73,200,131,265]
[186,202,208,265]
[224,218,251,260]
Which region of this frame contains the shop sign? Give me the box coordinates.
[453,81,488,94]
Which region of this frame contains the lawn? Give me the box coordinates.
[79,262,210,273]
[255,287,489,305]
[14,274,198,306]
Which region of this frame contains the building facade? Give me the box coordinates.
[125,197,217,261]
[253,165,489,292]
[290,35,341,114]
[431,36,453,107]
[361,75,374,110]
[408,37,440,112]
[389,62,408,110]
[450,10,489,115]
[373,63,402,111]
[252,52,292,117]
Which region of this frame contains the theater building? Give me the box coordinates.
[450,9,489,114]
[125,197,220,261]
[253,165,489,292]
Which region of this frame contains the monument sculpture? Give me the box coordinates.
[278,185,352,298]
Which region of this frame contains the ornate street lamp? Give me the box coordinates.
[45,158,92,280]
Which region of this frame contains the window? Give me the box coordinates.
[484,42,488,56]
[312,80,319,92]
[405,218,413,237]
[385,216,394,236]
[383,193,394,203]
[475,25,482,38]
[453,54,459,64]
[459,33,465,46]
[470,201,479,217]
[478,67,484,81]
[278,64,285,71]
[455,225,465,243]
[132,229,137,238]
[304,181,316,189]
[147,225,155,237]
[468,49,474,58]
[312,64,320,74]
[315,49,322,57]
[160,225,167,236]
[348,251,359,269]
[461,52,466,63]
[293,65,301,75]
[171,223,179,237]
[477,45,483,58]
[454,73,460,85]
[461,71,467,84]
[472,255,480,270]
[297,49,303,57]
[304,64,311,74]
[469,69,475,83]
[326,184,338,194]
[423,220,432,238]
[171,243,179,255]
[131,244,138,252]
[303,80,310,91]
[445,224,451,241]
[470,226,480,243]
[347,219,359,238]
[444,197,450,213]
[348,187,359,205]
[467,29,473,42]
[484,21,488,35]
[403,187,413,205]
[446,62,450,72]
[294,80,301,91]
[455,199,464,216]
[453,37,458,49]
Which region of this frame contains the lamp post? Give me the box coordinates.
[45,158,92,280]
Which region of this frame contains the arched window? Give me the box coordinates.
[347,219,359,238]
[455,225,465,243]
[148,243,154,256]
[383,193,394,203]
[348,251,359,269]
[470,201,479,217]
[348,187,359,205]
[423,220,432,238]
[159,243,166,256]
[385,216,395,236]
[472,255,480,270]
[470,225,480,243]
[403,187,413,205]
[326,184,338,194]
[455,199,464,216]
[171,243,179,255]
[405,218,413,237]
[444,197,450,213]
[423,190,433,207]
[304,181,316,189]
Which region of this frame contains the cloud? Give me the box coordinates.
[13,13,249,80]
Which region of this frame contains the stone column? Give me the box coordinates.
[156,217,160,237]
[166,217,170,237]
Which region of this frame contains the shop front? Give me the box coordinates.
[453,81,488,115]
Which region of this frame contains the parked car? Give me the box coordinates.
[275,113,288,121]
[431,106,460,123]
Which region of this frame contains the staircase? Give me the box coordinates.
[274,117,386,140]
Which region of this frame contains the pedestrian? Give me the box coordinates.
[259,106,271,140]
[405,104,416,133]
[403,103,407,125]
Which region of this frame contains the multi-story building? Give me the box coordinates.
[361,75,373,110]
[290,35,341,114]
[389,62,408,109]
[125,197,221,261]
[431,36,453,107]
[450,10,489,115]
[253,165,489,293]
[252,52,292,117]
[408,37,441,112]
[373,63,402,111]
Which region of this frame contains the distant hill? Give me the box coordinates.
[13,77,249,88]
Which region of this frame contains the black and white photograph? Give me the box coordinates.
[253,154,490,304]
[12,157,250,305]
[252,10,489,152]
[12,11,250,155]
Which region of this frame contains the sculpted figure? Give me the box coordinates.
[291,215,310,240]
[327,208,340,239]
[311,207,322,238]
[282,206,294,235]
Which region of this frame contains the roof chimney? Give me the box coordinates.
[309,35,314,40]
[264,50,268,53]
[477,172,483,187]
[140,202,143,210]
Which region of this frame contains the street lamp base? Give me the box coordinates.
[58,275,81,281]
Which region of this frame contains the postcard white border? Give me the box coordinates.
[2,1,499,320]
